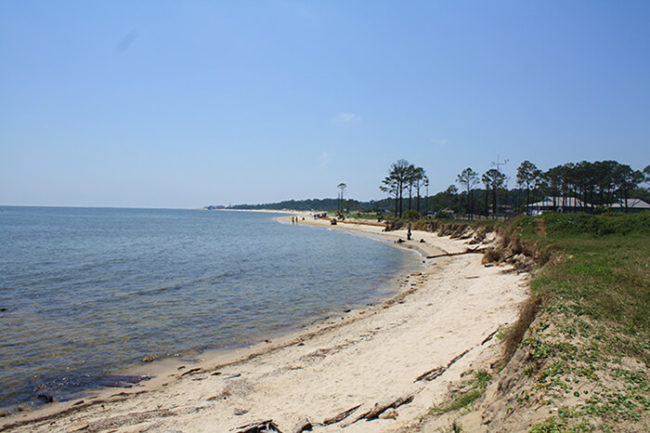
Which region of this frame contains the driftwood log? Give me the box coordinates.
[481,329,499,345]
[363,394,414,421]
[290,418,313,433]
[180,367,202,377]
[235,419,282,433]
[341,393,415,426]
[447,349,470,366]
[322,404,362,425]
[426,247,485,259]
[415,366,445,382]
[414,348,471,383]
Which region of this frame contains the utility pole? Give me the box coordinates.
[491,155,508,220]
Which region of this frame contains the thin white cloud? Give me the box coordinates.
[333,112,358,123]
[430,138,449,147]
[319,152,331,166]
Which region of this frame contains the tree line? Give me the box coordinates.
[379,160,429,217]
[379,159,650,217]
[215,159,649,216]
[513,160,647,212]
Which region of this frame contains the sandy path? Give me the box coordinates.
[1,220,529,433]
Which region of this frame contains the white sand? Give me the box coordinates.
[1,219,528,433]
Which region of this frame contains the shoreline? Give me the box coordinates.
[0,213,424,419]
[1,219,529,433]
[1,208,412,412]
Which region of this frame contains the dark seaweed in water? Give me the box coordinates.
[29,375,149,406]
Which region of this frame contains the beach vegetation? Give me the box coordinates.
[403,209,421,221]
[516,212,650,346]
[417,212,648,431]
[431,370,492,415]
[529,416,592,433]
[345,211,380,220]
[477,211,650,432]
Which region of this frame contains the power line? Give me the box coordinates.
[490,155,508,219]
[491,154,508,172]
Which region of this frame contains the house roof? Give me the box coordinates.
[526,196,650,209]
[527,196,587,208]
[609,198,650,209]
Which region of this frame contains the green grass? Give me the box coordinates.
[421,213,649,432]
[514,212,650,362]
[431,370,492,414]
[345,212,382,220]
[529,417,592,433]
[501,212,650,432]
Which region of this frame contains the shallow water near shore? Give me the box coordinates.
[0,206,420,408]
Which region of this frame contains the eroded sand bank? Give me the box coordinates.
[2,217,529,433]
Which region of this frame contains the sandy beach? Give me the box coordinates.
[1,216,529,433]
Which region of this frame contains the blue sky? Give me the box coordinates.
[1,1,649,208]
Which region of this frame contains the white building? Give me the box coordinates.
[527,196,589,215]
[609,198,650,211]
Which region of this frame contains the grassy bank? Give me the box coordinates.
[418,212,650,432]
[519,213,649,358]
[511,213,649,432]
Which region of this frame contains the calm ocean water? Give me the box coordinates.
[0,206,419,408]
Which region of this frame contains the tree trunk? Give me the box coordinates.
[469,189,473,221]
[425,185,429,215]
[408,187,412,211]
[484,187,489,216]
[397,182,403,218]
[394,191,398,217]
